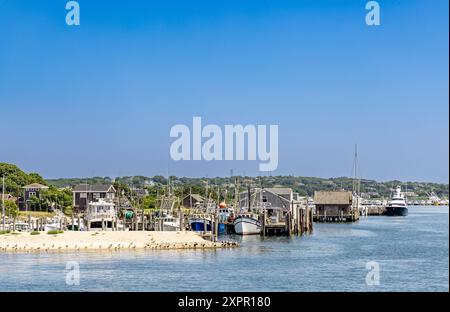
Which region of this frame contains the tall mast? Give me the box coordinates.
[234,176,239,212]
[352,144,360,195]
[217,185,220,206]
[352,144,361,211]
[247,184,251,213]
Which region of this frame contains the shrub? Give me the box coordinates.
[0,230,11,235]
[30,231,40,235]
[47,230,64,235]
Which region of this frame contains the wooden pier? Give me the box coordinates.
[260,203,313,236]
[361,206,386,216]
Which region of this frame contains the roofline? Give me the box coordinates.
[73,185,116,193]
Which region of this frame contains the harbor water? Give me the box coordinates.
[0,206,448,291]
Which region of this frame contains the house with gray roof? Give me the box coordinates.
[73,184,116,212]
[182,194,205,208]
[19,183,49,211]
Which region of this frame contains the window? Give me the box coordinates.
[80,192,87,198]
[29,192,36,197]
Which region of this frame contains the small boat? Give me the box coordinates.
[11,222,30,232]
[85,199,120,230]
[44,222,61,231]
[66,219,87,231]
[233,213,261,235]
[162,215,180,231]
[386,186,408,216]
[217,204,234,234]
[189,216,212,232]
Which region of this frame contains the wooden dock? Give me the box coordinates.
[260,204,313,236]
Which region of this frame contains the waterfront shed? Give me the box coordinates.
[314,190,359,222]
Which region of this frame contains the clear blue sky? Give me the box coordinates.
[0,0,448,182]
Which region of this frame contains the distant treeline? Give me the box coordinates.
[46,175,449,199]
[1,162,448,212]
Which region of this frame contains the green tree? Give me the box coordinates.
[28,173,47,185]
[3,201,18,218]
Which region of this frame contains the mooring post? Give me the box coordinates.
[214,213,219,241]
[261,210,265,237]
[203,216,207,235]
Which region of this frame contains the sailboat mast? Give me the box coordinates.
[247,184,251,213]
[234,176,239,212]
[352,144,361,212]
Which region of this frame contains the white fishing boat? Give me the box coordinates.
[162,215,180,231]
[218,206,234,223]
[233,213,261,235]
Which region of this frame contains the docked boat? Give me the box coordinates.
[85,199,121,230]
[66,219,86,231]
[11,222,30,232]
[44,221,61,231]
[162,215,181,231]
[233,213,261,235]
[217,205,234,234]
[189,216,212,232]
[386,186,408,216]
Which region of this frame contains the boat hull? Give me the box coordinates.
[234,217,261,235]
[386,206,408,216]
[163,223,180,231]
[190,220,212,232]
[218,223,226,234]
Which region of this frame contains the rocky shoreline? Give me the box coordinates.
[0,231,239,252]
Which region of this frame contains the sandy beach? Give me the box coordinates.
[0,231,238,252]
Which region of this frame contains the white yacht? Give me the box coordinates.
[386,186,408,216]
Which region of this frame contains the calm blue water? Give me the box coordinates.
[0,206,448,291]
